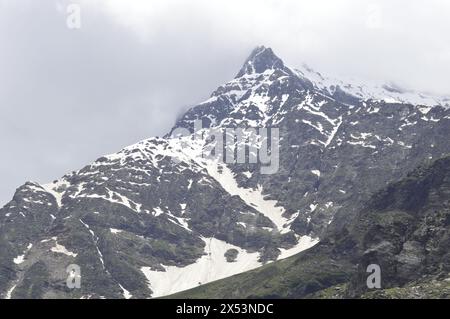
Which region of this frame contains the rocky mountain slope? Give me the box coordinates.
[173,155,450,299]
[1,46,449,299]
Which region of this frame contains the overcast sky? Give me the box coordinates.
[1,0,450,205]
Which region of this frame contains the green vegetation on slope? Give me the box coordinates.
[171,155,450,299]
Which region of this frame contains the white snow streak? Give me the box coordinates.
[205,162,289,231]
[278,236,319,259]
[5,284,17,299]
[119,284,132,299]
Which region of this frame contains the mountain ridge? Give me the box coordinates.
[1,46,449,299]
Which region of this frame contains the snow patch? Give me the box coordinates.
[278,236,319,259]
[242,171,253,179]
[13,243,33,264]
[42,179,70,207]
[13,255,25,265]
[311,170,321,177]
[153,207,164,217]
[141,237,261,298]
[50,239,77,257]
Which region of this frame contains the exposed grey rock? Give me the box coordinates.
[1,46,449,299]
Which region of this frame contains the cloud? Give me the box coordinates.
[76,0,450,93]
[0,0,449,204]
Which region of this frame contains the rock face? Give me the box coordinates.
[0,46,449,299]
[172,156,450,299]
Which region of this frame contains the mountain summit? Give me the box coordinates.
[236,46,286,78]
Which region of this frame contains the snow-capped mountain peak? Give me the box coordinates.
[1,46,449,299]
[295,62,450,107]
[231,45,450,108]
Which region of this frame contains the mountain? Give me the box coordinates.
[172,155,450,299]
[1,46,449,299]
